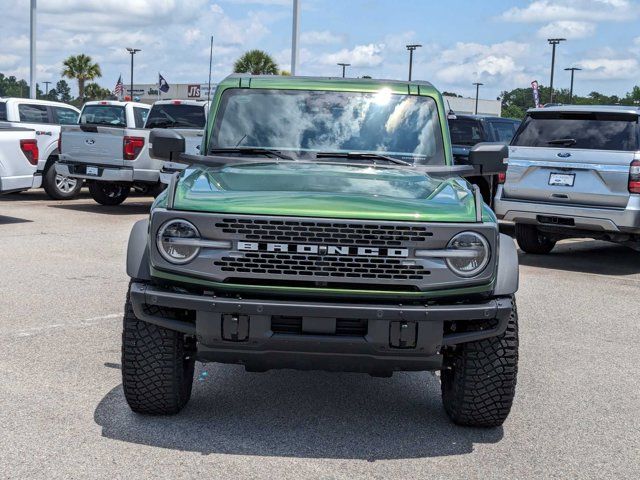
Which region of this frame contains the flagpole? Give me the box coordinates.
[158,73,161,101]
[207,35,213,102]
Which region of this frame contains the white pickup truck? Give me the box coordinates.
[0,98,80,199]
[0,126,39,194]
[57,100,151,205]
[58,99,208,205]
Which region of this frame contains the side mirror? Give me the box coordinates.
[150,129,185,161]
[467,142,508,175]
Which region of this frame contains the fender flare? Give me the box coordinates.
[494,233,519,296]
[126,219,151,281]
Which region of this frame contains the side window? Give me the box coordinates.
[0,102,7,121]
[490,122,518,143]
[133,107,149,128]
[53,107,79,125]
[18,103,50,123]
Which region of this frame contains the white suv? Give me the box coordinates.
[0,98,81,199]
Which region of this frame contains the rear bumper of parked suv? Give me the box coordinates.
[57,161,159,184]
[128,281,514,374]
[494,186,640,233]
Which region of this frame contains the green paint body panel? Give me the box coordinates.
[151,74,498,296]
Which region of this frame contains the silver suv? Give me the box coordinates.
[494,105,640,253]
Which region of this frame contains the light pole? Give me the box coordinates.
[473,82,483,115]
[406,44,422,81]
[43,81,51,96]
[291,0,300,75]
[126,47,141,100]
[337,63,350,78]
[547,38,566,103]
[30,0,37,99]
[564,67,581,104]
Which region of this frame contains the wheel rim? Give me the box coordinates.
[55,174,78,193]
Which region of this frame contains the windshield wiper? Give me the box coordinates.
[146,120,180,128]
[209,147,294,160]
[315,151,411,166]
[547,138,577,146]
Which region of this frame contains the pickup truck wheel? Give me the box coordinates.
[88,182,130,206]
[515,223,556,254]
[42,162,83,200]
[441,297,518,427]
[122,286,195,415]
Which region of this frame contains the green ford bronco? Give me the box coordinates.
[123,75,519,427]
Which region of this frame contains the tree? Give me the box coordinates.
[43,88,59,101]
[280,70,291,76]
[0,74,29,97]
[61,54,102,102]
[233,50,279,75]
[442,91,462,97]
[56,79,72,103]
[84,82,112,101]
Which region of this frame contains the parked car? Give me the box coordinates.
[145,99,209,185]
[123,74,520,427]
[57,100,151,205]
[494,105,640,253]
[449,114,520,207]
[0,97,80,199]
[0,125,39,194]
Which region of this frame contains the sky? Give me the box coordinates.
[1,0,640,100]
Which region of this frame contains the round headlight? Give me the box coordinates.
[157,219,200,264]
[445,231,490,277]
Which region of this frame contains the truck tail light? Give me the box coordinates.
[123,136,145,160]
[497,171,507,184]
[629,160,640,194]
[20,139,39,166]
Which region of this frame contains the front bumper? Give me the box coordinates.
[494,186,640,233]
[129,282,513,374]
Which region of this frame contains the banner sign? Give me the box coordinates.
[531,80,541,108]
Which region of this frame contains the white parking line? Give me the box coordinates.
[9,313,121,338]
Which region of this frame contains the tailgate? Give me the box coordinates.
[61,125,127,167]
[504,146,634,208]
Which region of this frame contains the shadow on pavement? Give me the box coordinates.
[518,240,640,276]
[94,365,503,460]
[0,215,33,224]
[50,201,152,215]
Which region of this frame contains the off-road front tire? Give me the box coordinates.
[88,182,130,206]
[515,223,556,254]
[42,161,83,200]
[441,297,519,427]
[121,287,195,415]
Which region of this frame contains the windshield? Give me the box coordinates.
[448,118,485,146]
[80,105,126,127]
[145,104,206,129]
[512,112,639,151]
[211,88,445,165]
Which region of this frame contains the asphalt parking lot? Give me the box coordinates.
[1,190,639,479]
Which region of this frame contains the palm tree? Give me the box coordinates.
[61,54,102,102]
[233,50,279,75]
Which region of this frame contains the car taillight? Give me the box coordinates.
[20,139,39,166]
[497,171,507,184]
[629,160,640,194]
[123,136,145,160]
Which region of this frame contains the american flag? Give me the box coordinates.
[114,75,124,97]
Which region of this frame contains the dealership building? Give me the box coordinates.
[125,83,501,116]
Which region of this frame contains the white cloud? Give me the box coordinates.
[184,28,202,45]
[320,44,385,68]
[537,20,596,39]
[575,58,640,80]
[301,30,344,45]
[501,0,637,23]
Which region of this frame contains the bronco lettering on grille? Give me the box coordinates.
[237,241,409,257]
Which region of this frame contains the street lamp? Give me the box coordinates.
[337,63,350,78]
[126,47,141,101]
[43,81,51,96]
[564,67,581,104]
[473,82,483,115]
[547,38,566,103]
[406,44,422,81]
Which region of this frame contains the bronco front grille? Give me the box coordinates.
[215,218,433,247]
[214,252,430,281]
